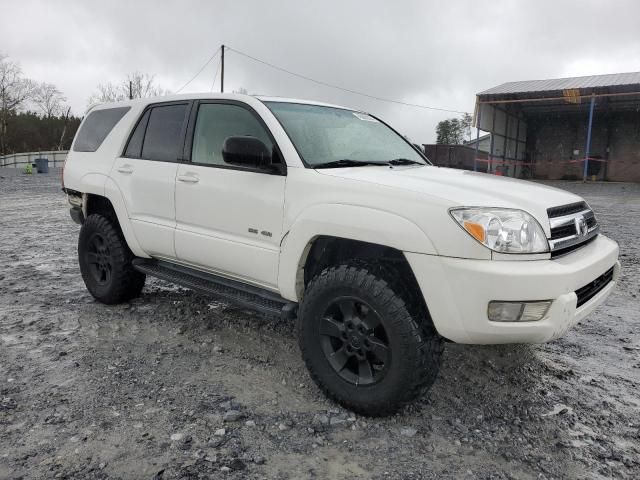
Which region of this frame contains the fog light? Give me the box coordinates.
[488,301,551,322]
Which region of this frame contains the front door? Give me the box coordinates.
[174,101,286,289]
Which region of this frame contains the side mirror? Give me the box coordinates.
[222,136,272,169]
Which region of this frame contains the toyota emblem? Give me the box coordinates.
[575,215,588,237]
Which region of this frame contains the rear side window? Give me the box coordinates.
[123,110,150,158]
[73,107,130,152]
[141,104,188,161]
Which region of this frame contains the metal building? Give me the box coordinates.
[473,72,640,182]
[464,133,491,154]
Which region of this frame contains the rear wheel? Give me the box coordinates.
[78,214,145,304]
[298,263,443,416]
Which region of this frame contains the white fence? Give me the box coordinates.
[0,151,69,168]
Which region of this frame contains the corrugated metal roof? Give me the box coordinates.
[479,72,640,96]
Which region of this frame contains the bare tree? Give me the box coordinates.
[32,82,67,118]
[88,72,169,105]
[57,106,72,150]
[0,54,36,154]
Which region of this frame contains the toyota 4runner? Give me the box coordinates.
[63,94,620,416]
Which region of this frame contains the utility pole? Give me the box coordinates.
[220,44,225,93]
[129,81,133,100]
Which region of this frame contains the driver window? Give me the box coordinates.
[191,103,274,166]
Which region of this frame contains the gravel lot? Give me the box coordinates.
[1,170,639,479]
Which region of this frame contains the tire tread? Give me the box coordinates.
[298,262,443,416]
[79,214,145,304]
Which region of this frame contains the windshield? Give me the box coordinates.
[265,102,427,167]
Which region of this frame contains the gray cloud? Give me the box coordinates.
[2,0,640,142]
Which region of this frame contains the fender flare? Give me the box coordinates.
[77,172,107,198]
[101,177,147,258]
[277,203,437,301]
[78,172,108,222]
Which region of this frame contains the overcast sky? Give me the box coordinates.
[2,0,640,143]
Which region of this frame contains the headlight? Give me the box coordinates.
[450,207,549,254]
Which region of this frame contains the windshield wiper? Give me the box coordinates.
[387,158,424,166]
[314,158,424,169]
[313,159,387,169]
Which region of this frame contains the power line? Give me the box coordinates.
[226,46,469,115]
[176,47,221,93]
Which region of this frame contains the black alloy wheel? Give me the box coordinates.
[85,232,113,286]
[319,297,390,385]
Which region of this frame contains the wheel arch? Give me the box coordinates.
[81,177,147,257]
[278,204,437,302]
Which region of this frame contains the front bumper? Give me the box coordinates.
[406,234,620,344]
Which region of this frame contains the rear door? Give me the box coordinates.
[174,100,286,288]
[112,102,189,258]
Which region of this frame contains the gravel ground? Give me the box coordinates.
[1,170,639,480]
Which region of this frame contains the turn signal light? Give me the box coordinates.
[463,221,486,242]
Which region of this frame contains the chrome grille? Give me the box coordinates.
[547,201,589,218]
[547,202,599,258]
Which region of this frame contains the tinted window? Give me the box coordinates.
[191,103,274,166]
[124,110,150,158]
[141,104,188,161]
[73,107,130,152]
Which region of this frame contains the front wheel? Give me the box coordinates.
[298,264,443,416]
[78,214,145,304]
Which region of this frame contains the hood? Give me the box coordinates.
[316,165,583,234]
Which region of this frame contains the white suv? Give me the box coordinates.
[63,93,620,415]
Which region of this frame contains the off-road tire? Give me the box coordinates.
[78,214,145,304]
[298,263,443,416]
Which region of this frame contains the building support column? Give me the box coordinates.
[473,106,482,172]
[502,110,509,176]
[604,106,612,181]
[583,94,596,182]
[489,107,496,174]
[514,117,520,177]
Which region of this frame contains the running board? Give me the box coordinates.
[132,259,297,320]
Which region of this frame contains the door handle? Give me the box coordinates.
[177,174,199,183]
[117,165,134,174]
